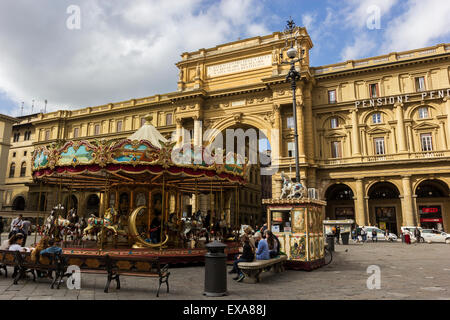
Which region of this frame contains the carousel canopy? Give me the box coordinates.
[127,115,167,148]
[32,120,250,191]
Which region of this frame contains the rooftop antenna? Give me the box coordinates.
[44,99,47,113]
[31,99,34,114]
[21,101,24,116]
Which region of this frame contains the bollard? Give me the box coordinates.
[204,240,228,297]
[326,234,335,252]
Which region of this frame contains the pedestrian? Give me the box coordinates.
[9,214,23,238]
[414,228,421,243]
[335,226,341,244]
[20,219,32,245]
[361,228,367,242]
[384,228,390,241]
[371,229,377,242]
[351,228,356,241]
[404,230,411,244]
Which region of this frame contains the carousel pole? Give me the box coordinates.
[35,180,43,245]
[210,179,213,229]
[100,174,108,250]
[195,179,198,214]
[160,174,165,253]
[55,175,62,240]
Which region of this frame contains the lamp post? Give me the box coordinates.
[280,18,304,183]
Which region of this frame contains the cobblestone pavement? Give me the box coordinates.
[0,241,449,300]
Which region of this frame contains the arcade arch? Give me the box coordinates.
[324,184,355,220]
[415,179,450,231]
[367,182,401,234]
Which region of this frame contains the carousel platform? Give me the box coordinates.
[61,241,240,265]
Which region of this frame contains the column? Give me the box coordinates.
[296,103,306,159]
[361,129,368,156]
[445,98,450,144]
[395,103,408,152]
[193,116,202,147]
[271,104,281,167]
[406,124,415,152]
[175,118,182,146]
[354,179,367,226]
[439,121,448,150]
[401,176,416,226]
[351,109,361,156]
[193,116,202,164]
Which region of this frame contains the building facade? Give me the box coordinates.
[3,28,450,233]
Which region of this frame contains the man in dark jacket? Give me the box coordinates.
[414,228,421,243]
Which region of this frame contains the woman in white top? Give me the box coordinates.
[7,233,30,252]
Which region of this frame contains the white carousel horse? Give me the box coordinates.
[280,171,306,199]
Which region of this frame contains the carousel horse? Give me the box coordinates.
[181,214,204,247]
[64,208,83,242]
[280,171,306,199]
[167,213,185,246]
[83,208,119,241]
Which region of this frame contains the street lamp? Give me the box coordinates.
[280,18,304,183]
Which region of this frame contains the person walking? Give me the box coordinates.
[335,226,341,244]
[371,229,378,242]
[414,228,421,243]
[361,228,367,242]
[9,214,23,238]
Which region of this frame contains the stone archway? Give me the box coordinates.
[368,182,401,234]
[324,184,355,220]
[207,117,273,228]
[12,196,26,211]
[415,179,450,231]
[86,194,100,216]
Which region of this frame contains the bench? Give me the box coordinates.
[0,250,66,288]
[65,254,170,297]
[238,255,287,283]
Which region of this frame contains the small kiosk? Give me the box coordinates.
[262,198,327,270]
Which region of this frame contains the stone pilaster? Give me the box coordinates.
[351,109,361,156]
[401,176,416,226]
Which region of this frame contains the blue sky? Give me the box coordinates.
[0,0,449,116]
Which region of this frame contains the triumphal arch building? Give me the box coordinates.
[5,27,450,234]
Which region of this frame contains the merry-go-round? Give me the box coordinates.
[31,115,249,264]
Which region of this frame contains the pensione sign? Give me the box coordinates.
[355,88,450,108]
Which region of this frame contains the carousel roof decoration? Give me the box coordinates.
[32,115,250,191]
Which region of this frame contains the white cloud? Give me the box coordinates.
[340,34,377,60]
[0,0,269,115]
[382,0,450,52]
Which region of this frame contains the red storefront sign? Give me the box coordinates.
[421,207,439,213]
[420,218,443,223]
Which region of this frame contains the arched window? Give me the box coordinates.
[20,162,27,177]
[9,163,15,178]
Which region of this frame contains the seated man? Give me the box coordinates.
[40,239,62,255]
[254,232,270,260]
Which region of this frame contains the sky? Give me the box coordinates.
[0,0,449,117]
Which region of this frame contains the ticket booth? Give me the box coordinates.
[262,198,327,271]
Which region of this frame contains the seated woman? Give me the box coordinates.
[31,236,50,262]
[8,233,30,252]
[229,234,254,282]
[265,230,280,258]
[254,232,270,261]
